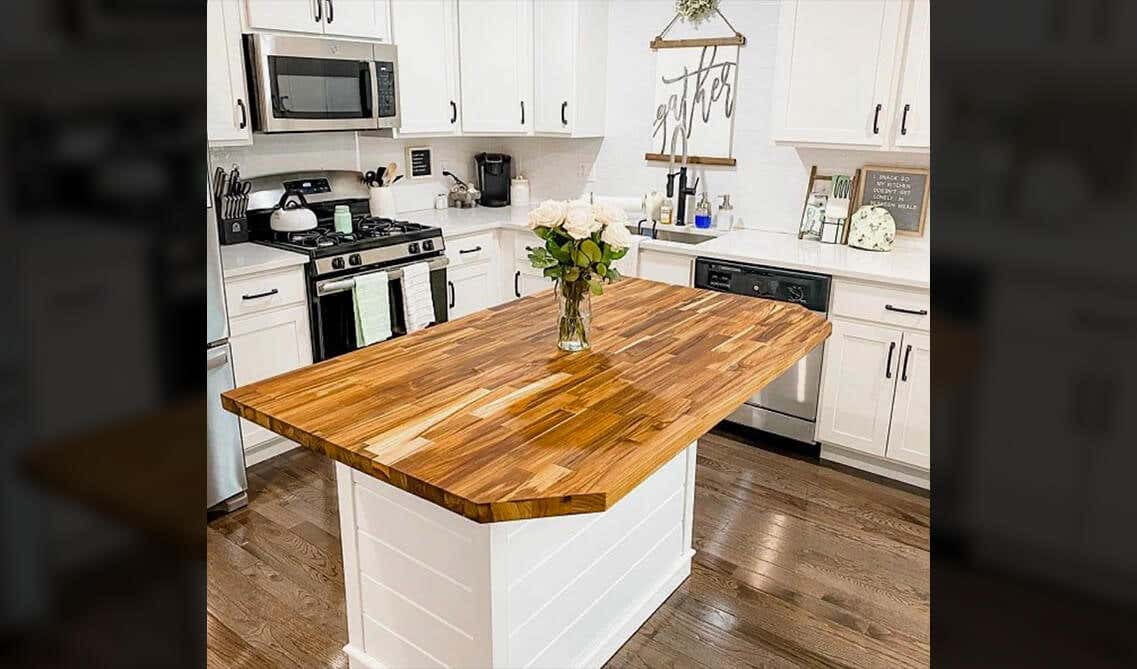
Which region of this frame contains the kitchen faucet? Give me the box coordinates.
[666,122,699,226]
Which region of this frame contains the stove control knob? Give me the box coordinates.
[422,239,435,251]
[787,285,805,302]
[331,257,345,270]
[408,242,421,254]
[348,253,362,266]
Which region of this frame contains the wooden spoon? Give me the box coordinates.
[384,162,398,186]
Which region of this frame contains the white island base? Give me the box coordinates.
[334,442,698,669]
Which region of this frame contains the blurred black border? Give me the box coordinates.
[932,1,1137,666]
[1,1,205,667]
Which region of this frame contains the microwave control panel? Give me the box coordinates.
[376,61,397,118]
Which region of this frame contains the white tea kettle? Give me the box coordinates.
[269,191,318,232]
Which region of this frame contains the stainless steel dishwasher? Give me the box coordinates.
[694,258,831,443]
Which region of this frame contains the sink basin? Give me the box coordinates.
[626,224,714,245]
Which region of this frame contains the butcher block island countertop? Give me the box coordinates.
[221,278,830,523]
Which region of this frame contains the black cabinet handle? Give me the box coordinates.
[900,104,910,136]
[514,271,521,298]
[326,0,333,22]
[242,288,279,301]
[520,101,525,125]
[450,100,457,124]
[885,341,895,379]
[459,246,482,254]
[237,99,247,129]
[901,344,912,382]
[885,304,928,316]
[448,281,455,308]
[314,0,322,22]
[561,101,568,126]
[872,103,882,135]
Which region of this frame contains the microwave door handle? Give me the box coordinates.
[367,61,379,123]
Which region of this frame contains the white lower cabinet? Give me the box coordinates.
[447,261,495,318]
[817,318,900,457]
[513,266,549,298]
[885,331,930,468]
[225,266,312,466]
[817,279,930,485]
[638,250,693,286]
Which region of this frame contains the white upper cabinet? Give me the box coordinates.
[532,0,607,137]
[770,0,931,151]
[772,0,902,147]
[457,0,532,134]
[323,0,390,41]
[208,0,252,145]
[891,0,929,149]
[245,0,324,33]
[391,0,461,135]
[885,331,930,468]
[244,0,390,41]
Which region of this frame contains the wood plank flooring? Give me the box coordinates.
[207,429,929,668]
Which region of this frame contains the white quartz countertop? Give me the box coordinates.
[221,242,308,279]
[405,205,929,290]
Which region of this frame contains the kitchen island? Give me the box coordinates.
[221,278,830,669]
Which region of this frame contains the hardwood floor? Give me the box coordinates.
[207,429,929,668]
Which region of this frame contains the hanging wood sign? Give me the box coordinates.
[856,166,929,236]
[644,9,745,167]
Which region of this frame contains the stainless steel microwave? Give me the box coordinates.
[244,33,399,133]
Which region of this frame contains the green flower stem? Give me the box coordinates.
[557,278,590,350]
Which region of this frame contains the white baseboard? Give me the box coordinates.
[344,643,385,669]
[820,443,930,489]
[244,436,298,467]
[577,551,694,669]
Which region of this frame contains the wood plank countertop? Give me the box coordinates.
[221,278,831,523]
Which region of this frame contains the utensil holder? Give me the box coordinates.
[369,186,396,219]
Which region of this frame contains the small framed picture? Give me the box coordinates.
[406,146,433,180]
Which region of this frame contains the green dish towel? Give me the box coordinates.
[353,271,392,347]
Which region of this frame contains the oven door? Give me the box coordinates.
[311,256,449,362]
[246,34,379,133]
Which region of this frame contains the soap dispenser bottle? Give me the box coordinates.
[715,194,735,230]
[693,192,712,229]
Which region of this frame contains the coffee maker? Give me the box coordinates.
[474,153,511,207]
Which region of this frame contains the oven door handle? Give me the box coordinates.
[315,256,449,296]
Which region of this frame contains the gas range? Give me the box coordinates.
[241,169,451,362]
[243,170,445,277]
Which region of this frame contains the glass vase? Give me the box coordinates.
[555,279,592,352]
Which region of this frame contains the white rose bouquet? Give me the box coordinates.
[526,199,631,295]
[526,199,633,350]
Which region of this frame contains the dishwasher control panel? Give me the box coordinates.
[694,258,831,313]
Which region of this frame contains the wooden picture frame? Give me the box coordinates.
[854,165,929,237]
[797,166,861,241]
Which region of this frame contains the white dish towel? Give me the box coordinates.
[401,262,436,333]
[353,271,392,346]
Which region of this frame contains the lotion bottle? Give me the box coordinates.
[714,194,735,230]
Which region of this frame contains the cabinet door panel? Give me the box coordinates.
[458,0,530,133]
[245,0,325,34]
[392,0,459,134]
[886,332,930,468]
[448,261,494,318]
[229,305,312,449]
[533,0,575,134]
[325,0,391,41]
[892,0,929,148]
[208,0,251,144]
[638,251,692,287]
[772,0,902,146]
[816,318,900,456]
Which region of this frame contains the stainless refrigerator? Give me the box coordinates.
[207,194,248,512]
